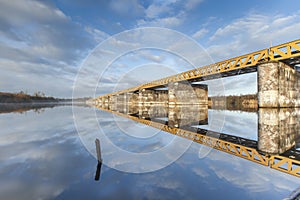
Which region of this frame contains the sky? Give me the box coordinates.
[1,0,300,98]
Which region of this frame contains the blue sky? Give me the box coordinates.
[1,0,300,97]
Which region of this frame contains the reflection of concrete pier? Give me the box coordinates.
[258,108,300,154]
[112,104,209,128]
[137,105,168,120]
[168,105,208,128]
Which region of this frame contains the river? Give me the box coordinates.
[0,104,299,199]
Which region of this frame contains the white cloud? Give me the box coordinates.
[208,11,300,58]
[137,15,184,28]
[0,0,68,26]
[138,0,205,28]
[109,0,144,17]
[192,28,209,39]
[0,59,76,97]
[0,0,110,97]
[199,11,300,95]
[145,4,172,19]
[85,27,110,43]
[185,0,204,10]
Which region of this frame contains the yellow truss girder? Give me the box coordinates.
[269,39,300,60]
[270,155,300,177]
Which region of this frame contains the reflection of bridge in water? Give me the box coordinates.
[90,39,300,177]
[95,104,300,178]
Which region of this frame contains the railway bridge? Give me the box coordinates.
[89,39,300,178]
[92,39,300,108]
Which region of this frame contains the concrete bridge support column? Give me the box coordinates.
[156,90,168,105]
[139,89,154,106]
[258,61,300,108]
[192,84,208,105]
[138,89,168,105]
[168,82,208,106]
[258,108,298,154]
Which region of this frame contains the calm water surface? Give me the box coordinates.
[0,105,299,200]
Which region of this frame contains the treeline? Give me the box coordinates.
[0,91,59,103]
[208,94,258,111]
[0,91,90,103]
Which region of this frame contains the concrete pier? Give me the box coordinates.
[94,82,207,108]
[258,61,300,108]
[138,89,168,105]
[113,93,134,113]
[168,82,208,106]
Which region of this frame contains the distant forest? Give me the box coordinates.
[0,91,90,103]
[208,94,258,111]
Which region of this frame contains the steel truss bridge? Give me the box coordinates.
[92,39,300,178]
[96,39,300,97]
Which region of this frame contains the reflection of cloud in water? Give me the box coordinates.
[75,107,192,173]
[192,167,209,178]
[197,110,257,140]
[0,106,299,199]
[0,108,76,146]
[178,144,300,197]
[77,106,300,198]
[0,106,94,200]
[206,149,298,193]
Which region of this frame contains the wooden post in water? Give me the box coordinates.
[95,138,102,181]
[95,138,102,163]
